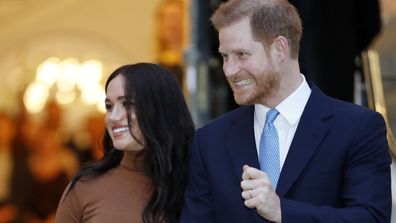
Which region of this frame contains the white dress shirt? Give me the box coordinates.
[254,74,311,170]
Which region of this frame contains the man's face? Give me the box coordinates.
[218,17,280,106]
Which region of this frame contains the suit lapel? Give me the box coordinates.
[227,106,260,181]
[227,106,271,223]
[277,85,333,196]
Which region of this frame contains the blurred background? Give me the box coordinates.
[0,0,395,222]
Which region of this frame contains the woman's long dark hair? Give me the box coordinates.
[68,63,195,222]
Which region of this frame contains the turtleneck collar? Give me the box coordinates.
[120,151,145,172]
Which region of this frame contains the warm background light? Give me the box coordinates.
[23,82,49,113]
[36,57,61,86]
[24,57,105,114]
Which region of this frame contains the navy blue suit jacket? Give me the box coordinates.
[181,85,392,222]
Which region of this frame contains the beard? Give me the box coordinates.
[230,68,280,106]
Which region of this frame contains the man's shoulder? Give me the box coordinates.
[310,85,380,119]
[328,96,380,118]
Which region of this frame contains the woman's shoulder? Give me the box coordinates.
[55,171,111,222]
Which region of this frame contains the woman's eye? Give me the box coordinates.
[105,104,113,111]
[123,100,135,108]
[122,102,130,108]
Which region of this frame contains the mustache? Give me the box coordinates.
[226,71,251,82]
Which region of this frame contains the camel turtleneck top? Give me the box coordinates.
[55,153,152,223]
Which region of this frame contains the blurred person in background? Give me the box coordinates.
[71,114,105,164]
[155,0,188,96]
[24,127,72,223]
[0,112,31,223]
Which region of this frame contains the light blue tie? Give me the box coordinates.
[259,108,280,188]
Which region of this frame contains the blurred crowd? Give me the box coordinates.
[0,101,104,223]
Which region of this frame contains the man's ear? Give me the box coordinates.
[272,36,289,62]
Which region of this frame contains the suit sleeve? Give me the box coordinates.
[280,112,392,223]
[55,183,82,223]
[180,129,216,223]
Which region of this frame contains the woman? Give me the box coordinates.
[55,63,195,223]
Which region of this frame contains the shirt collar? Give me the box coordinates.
[255,74,311,126]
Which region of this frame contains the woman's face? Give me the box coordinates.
[104,75,144,152]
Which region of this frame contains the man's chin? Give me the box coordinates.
[234,95,253,105]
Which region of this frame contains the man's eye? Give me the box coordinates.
[238,52,247,57]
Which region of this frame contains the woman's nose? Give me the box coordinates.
[109,105,123,120]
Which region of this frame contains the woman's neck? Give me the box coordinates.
[120,151,145,172]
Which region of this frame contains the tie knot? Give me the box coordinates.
[265,108,279,124]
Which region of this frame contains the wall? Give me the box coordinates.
[0,0,161,133]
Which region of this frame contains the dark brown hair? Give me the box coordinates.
[69,63,195,223]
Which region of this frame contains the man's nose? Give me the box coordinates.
[223,57,239,77]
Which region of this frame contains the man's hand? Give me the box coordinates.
[241,165,281,223]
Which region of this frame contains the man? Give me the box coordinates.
[180,0,392,222]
